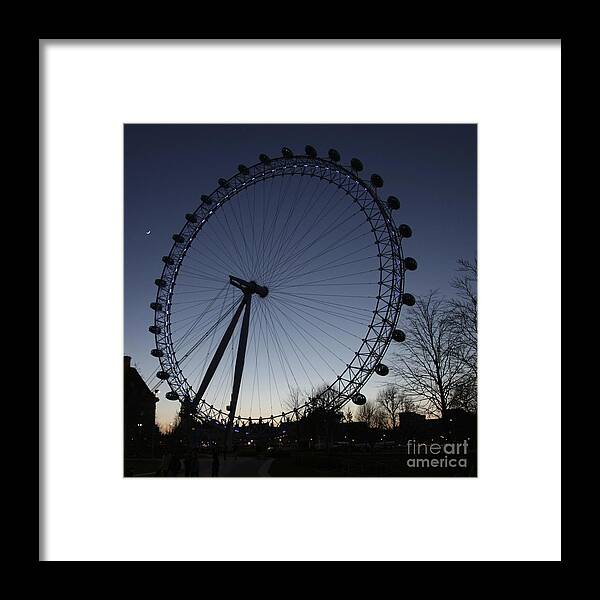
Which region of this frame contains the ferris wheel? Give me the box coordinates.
[149,145,417,444]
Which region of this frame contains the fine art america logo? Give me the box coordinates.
[407,440,470,468]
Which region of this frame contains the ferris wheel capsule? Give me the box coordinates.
[304,145,317,158]
[398,224,413,238]
[156,371,170,380]
[392,329,406,342]
[402,293,416,306]
[154,278,167,288]
[166,391,179,401]
[281,147,294,158]
[218,178,230,189]
[162,256,174,265]
[350,158,364,172]
[150,302,163,311]
[259,153,271,165]
[404,257,418,271]
[328,148,341,162]
[352,393,367,405]
[150,348,164,357]
[201,195,212,205]
[172,234,185,244]
[185,213,198,223]
[375,363,389,376]
[387,196,400,210]
[370,174,384,188]
[149,325,161,334]
[238,164,250,175]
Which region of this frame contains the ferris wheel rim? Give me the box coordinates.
[151,152,409,425]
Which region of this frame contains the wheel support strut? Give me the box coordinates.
[190,276,267,451]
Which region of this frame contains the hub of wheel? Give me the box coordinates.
[229,275,269,298]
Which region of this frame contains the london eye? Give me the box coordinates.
[149,145,417,446]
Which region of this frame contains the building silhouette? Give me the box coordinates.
[124,355,159,457]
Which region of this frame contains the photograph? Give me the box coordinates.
[124,124,478,477]
[41,39,561,562]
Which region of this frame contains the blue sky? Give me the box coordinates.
[125,124,477,428]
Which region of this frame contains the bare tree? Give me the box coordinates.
[449,378,477,413]
[356,401,378,428]
[284,387,303,413]
[305,384,343,449]
[393,292,466,420]
[449,259,477,411]
[372,406,388,430]
[450,259,477,373]
[398,394,417,413]
[376,384,402,429]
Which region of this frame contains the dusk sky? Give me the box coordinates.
[125,124,477,428]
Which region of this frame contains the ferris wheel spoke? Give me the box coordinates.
[275,296,361,348]
[248,320,260,418]
[261,174,311,277]
[276,250,378,289]
[170,292,230,317]
[254,173,279,280]
[264,175,337,280]
[227,189,257,280]
[275,290,375,299]
[271,183,364,277]
[263,300,325,392]
[278,176,344,252]
[270,224,369,288]
[262,185,336,282]
[171,283,232,353]
[179,249,229,275]
[259,172,292,260]
[214,209,254,276]
[178,260,231,282]
[268,300,347,375]
[256,305,277,416]
[210,208,255,275]
[185,239,238,278]
[259,305,298,405]
[281,198,363,273]
[276,250,379,287]
[269,294,368,327]
[278,268,379,290]
[273,224,373,288]
[178,311,238,371]
[273,295,375,323]
[264,303,305,395]
[266,185,347,282]
[255,172,295,281]
[266,173,330,275]
[169,301,233,328]
[172,301,238,348]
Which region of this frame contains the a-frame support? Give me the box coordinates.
[190,276,267,451]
